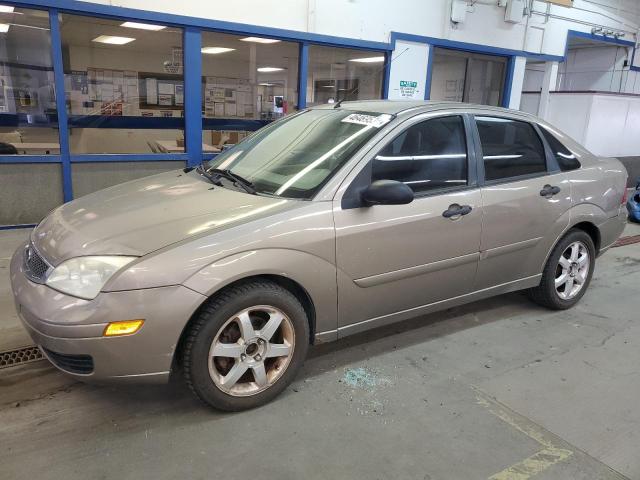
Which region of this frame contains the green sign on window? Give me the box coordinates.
[400,81,418,88]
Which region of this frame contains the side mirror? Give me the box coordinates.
[361,180,414,206]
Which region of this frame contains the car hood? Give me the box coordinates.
[31,170,297,265]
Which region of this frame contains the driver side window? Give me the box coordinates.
[372,115,468,194]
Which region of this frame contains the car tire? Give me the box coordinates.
[182,280,309,411]
[528,229,596,310]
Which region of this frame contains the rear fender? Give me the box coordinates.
[539,203,609,271]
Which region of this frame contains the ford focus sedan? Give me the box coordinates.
[10,100,628,411]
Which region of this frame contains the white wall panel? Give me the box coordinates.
[387,41,429,100]
[545,93,592,144]
[543,93,640,157]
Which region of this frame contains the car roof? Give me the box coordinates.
[311,99,536,118]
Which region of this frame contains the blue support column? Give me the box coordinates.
[49,10,73,202]
[502,56,516,108]
[424,45,434,100]
[298,43,309,109]
[382,51,390,99]
[184,27,202,167]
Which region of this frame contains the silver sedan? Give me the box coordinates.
[10,100,628,410]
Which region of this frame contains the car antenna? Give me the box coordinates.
[333,47,409,109]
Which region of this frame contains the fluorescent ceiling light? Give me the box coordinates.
[120,21,166,31]
[201,46,235,54]
[321,85,335,88]
[0,5,15,13]
[349,56,385,63]
[92,35,135,45]
[241,36,280,44]
[257,67,284,72]
[259,82,275,86]
[0,23,9,33]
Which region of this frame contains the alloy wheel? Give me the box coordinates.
[208,305,295,397]
[555,241,590,300]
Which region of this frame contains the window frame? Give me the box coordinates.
[470,114,555,186]
[338,111,479,209]
[535,124,581,172]
[369,113,476,199]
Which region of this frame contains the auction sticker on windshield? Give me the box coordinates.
[341,113,393,128]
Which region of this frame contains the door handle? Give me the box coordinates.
[540,184,561,197]
[442,204,473,219]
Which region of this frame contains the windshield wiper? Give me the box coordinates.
[208,168,256,194]
[195,163,222,187]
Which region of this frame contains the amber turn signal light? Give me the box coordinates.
[103,319,145,337]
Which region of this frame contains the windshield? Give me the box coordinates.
[206,109,393,199]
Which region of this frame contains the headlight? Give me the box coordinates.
[46,256,137,300]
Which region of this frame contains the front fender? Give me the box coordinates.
[182,249,338,341]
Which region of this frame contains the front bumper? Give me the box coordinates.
[10,244,206,383]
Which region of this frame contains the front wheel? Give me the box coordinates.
[528,229,595,310]
[182,281,309,411]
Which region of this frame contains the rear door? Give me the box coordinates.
[333,113,482,335]
[473,115,572,290]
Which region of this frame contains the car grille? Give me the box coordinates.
[42,348,94,375]
[23,243,51,283]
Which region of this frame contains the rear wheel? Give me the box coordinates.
[182,281,309,411]
[528,229,595,310]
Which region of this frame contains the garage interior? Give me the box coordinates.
[2,0,640,479]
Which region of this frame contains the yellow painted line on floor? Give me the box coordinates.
[474,387,573,480]
[489,447,573,480]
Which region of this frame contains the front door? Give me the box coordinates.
[333,114,483,335]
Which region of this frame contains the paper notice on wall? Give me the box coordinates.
[146,78,158,104]
[213,88,225,102]
[158,82,174,95]
[236,103,245,117]
[175,85,184,105]
[224,102,236,116]
[214,102,224,116]
[158,94,173,106]
[100,83,114,101]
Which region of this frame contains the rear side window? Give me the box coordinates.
[372,115,468,194]
[476,116,547,181]
[539,127,581,171]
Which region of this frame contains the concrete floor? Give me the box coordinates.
[1,224,640,480]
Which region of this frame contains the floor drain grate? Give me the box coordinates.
[0,345,44,369]
[612,234,640,248]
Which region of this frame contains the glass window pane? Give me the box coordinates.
[430,49,506,107]
[540,127,581,171]
[72,161,185,197]
[60,14,184,154]
[373,116,468,193]
[307,46,384,106]
[476,117,547,181]
[201,32,299,149]
[0,7,59,155]
[0,164,63,224]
